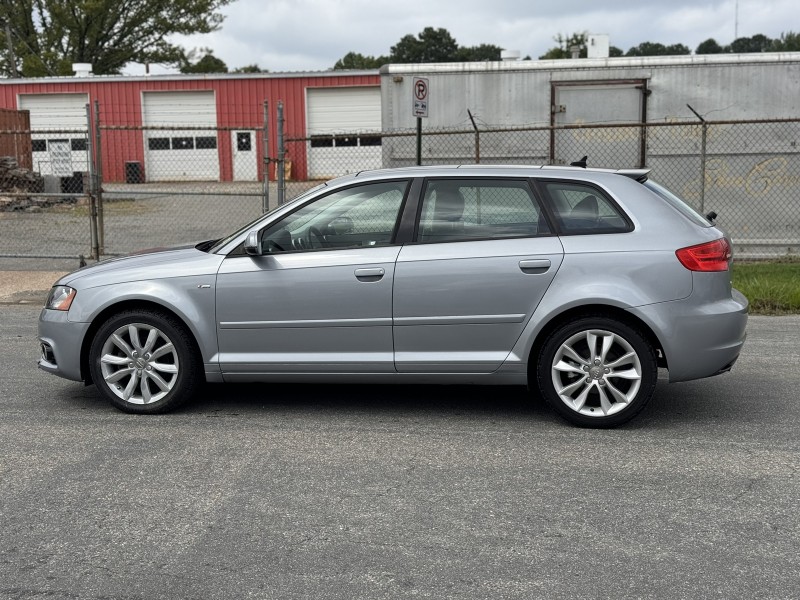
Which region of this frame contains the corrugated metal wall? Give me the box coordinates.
[381,54,800,130]
[0,73,379,182]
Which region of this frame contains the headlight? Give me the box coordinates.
[45,286,77,311]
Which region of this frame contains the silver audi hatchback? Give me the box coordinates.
[38,165,748,427]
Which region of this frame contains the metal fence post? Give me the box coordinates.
[698,122,708,214]
[262,100,270,213]
[85,103,100,261]
[468,109,480,163]
[93,100,104,253]
[277,101,285,206]
[687,104,708,213]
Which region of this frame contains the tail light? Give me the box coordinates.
[675,238,731,272]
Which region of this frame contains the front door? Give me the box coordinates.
[215,179,410,375]
[232,130,257,181]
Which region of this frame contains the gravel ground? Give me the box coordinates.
[0,270,66,304]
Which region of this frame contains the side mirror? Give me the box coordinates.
[244,231,261,256]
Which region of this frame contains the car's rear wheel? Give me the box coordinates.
[536,316,657,427]
[88,309,201,414]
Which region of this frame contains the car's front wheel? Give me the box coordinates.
[88,309,201,413]
[536,316,658,427]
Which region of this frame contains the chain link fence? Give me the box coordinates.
[98,126,271,257]
[285,118,800,257]
[2,101,798,263]
[1,124,93,261]
[95,96,273,257]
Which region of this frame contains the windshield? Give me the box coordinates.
[644,180,712,227]
[207,183,327,253]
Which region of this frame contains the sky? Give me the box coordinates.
[126,0,798,75]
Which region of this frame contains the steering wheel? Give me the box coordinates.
[306,226,329,249]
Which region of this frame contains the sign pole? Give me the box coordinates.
[412,76,429,166]
[416,117,422,166]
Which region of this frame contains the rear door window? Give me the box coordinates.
[417,179,551,243]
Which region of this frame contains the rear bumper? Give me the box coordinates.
[628,288,748,383]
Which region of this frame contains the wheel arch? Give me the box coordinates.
[80,300,204,385]
[527,304,668,381]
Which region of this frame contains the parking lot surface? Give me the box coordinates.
[1,305,798,599]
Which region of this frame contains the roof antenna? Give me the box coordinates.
[570,155,588,168]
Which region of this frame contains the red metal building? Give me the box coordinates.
[0,71,380,183]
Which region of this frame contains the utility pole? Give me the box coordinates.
[4,22,19,77]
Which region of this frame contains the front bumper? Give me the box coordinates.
[38,308,91,382]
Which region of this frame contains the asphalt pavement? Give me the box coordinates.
[1,303,798,599]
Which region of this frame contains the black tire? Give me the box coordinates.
[535,316,657,428]
[88,309,201,414]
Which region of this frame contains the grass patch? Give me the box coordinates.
[732,257,800,315]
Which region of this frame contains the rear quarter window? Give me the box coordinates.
[644,180,712,227]
[541,181,632,234]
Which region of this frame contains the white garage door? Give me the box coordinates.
[142,91,219,181]
[19,93,89,177]
[307,86,381,179]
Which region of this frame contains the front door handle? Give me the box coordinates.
[355,267,385,282]
[519,259,551,274]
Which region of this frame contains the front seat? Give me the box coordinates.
[426,186,465,241]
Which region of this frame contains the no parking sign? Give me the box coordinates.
[412,77,429,118]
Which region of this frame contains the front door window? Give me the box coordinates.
[260,180,408,252]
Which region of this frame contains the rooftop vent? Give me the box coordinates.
[72,63,93,77]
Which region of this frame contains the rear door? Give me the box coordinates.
[393,178,564,373]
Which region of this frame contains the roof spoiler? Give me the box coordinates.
[617,169,651,183]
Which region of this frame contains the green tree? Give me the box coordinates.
[333,51,388,70]
[334,27,502,68]
[0,0,235,77]
[609,46,624,57]
[454,43,503,61]
[232,64,266,73]
[728,34,772,53]
[179,49,228,74]
[625,42,690,56]
[772,31,800,51]
[539,32,588,59]
[390,27,459,63]
[696,38,725,54]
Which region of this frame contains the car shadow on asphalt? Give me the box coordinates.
[46,372,763,430]
[186,382,554,422]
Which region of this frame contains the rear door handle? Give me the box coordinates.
[519,259,551,274]
[354,267,385,282]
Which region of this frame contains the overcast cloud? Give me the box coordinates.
[127,0,798,74]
